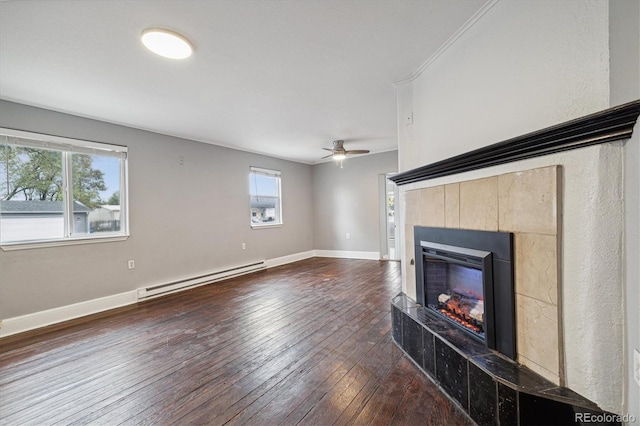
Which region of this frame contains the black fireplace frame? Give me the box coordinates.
[414,226,516,359]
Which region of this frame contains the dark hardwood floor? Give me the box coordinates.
[0,257,473,426]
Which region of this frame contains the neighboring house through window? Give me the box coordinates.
[249,166,282,227]
[0,128,128,247]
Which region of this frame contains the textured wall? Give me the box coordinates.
[395,0,629,413]
[398,0,610,171]
[609,0,640,419]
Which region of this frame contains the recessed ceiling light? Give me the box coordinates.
[141,28,193,60]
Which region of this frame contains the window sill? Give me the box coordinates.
[1,234,129,251]
[251,223,283,230]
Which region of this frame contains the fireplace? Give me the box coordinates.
[423,241,490,342]
[414,226,516,359]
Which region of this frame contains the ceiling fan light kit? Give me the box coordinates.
[322,140,370,164]
[332,152,346,161]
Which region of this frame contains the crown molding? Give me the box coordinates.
[393,0,499,87]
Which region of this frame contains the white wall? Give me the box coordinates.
[0,100,315,319]
[610,0,640,420]
[400,0,610,170]
[312,151,398,254]
[396,0,639,414]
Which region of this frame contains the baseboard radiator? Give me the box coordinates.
[136,260,266,300]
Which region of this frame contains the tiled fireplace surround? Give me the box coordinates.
[393,166,623,425]
[389,101,640,425]
[404,165,562,384]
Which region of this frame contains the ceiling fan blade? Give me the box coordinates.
[345,150,370,155]
[322,147,334,152]
[321,154,334,159]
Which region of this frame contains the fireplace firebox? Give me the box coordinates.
[414,227,516,359]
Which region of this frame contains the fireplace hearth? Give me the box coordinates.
[415,226,515,360]
[390,294,620,426]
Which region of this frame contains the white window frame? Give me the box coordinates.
[249,166,282,229]
[0,128,129,250]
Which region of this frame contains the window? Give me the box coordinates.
[0,128,128,247]
[249,167,282,227]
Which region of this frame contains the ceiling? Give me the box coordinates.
[0,0,488,164]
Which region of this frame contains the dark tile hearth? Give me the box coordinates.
[391,293,621,426]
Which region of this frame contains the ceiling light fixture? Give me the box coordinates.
[332,152,346,161]
[141,28,193,59]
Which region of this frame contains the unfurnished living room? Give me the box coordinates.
[1,1,639,425]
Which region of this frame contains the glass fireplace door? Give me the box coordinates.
[421,241,492,343]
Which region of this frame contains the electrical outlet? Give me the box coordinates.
[634,348,640,387]
[241,243,246,250]
[178,156,184,165]
[346,232,351,240]
[128,260,135,270]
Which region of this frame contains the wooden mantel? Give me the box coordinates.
[390,99,640,186]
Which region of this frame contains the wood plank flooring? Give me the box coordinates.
[0,257,473,425]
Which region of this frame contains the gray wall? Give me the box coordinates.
[312,151,398,252]
[611,0,640,419]
[0,100,315,318]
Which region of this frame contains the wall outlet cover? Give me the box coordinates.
[405,111,413,125]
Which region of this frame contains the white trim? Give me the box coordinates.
[1,235,129,251]
[0,128,130,246]
[313,250,380,260]
[0,291,138,338]
[0,249,381,338]
[392,0,498,86]
[1,127,127,154]
[250,223,283,230]
[250,166,281,177]
[265,250,315,268]
[0,250,308,338]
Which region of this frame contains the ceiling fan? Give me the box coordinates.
[322,140,370,161]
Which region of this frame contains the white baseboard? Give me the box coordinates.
[313,250,380,260]
[0,249,379,338]
[265,250,315,268]
[0,291,138,338]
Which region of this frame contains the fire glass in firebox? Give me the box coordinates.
[424,257,485,338]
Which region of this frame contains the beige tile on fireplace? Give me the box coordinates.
[419,186,445,227]
[404,225,417,300]
[460,177,498,231]
[405,190,421,226]
[519,353,560,385]
[515,233,558,305]
[498,166,559,235]
[444,183,460,228]
[517,294,561,384]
